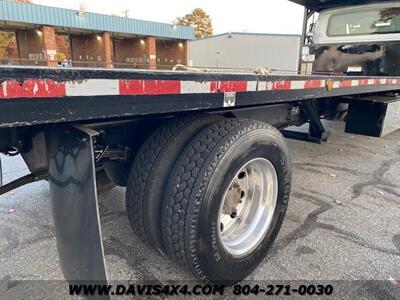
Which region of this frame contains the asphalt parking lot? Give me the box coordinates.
[0,121,399,299]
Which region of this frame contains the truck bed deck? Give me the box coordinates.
[1,66,400,128]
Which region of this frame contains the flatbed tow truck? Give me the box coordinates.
[0,0,400,286]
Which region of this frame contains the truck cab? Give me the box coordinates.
[298,1,400,76]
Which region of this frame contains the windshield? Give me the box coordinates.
[327,7,400,36]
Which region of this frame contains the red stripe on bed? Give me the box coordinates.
[0,80,66,99]
[119,80,181,95]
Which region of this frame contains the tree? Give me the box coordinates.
[0,1,32,59]
[56,35,70,59]
[175,8,213,39]
[7,33,19,59]
[0,31,11,59]
[57,52,66,63]
[0,31,19,59]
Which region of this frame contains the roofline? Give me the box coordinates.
[193,32,302,41]
[0,0,195,40]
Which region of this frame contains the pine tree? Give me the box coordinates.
[175,8,214,39]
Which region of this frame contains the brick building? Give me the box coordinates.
[0,0,194,69]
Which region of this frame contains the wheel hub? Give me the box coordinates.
[223,182,243,215]
[218,158,278,257]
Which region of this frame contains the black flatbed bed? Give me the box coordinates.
[1,66,400,128]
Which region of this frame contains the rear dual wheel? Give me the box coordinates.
[126,114,222,255]
[126,117,292,283]
[161,119,292,283]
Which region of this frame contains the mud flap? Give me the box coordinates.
[46,126,108,283]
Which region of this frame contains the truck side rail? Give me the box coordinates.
[1,67,400,128]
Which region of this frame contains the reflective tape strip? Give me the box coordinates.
[1,77,400,99]
[66,79,119,96]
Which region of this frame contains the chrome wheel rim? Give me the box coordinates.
[218,158,278,257]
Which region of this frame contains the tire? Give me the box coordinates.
[126,114,222,255]
[161,119,292,284]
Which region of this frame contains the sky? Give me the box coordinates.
[33,0,305,35]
